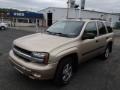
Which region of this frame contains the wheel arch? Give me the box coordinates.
[56,53,79,73]
[107,41,113,53]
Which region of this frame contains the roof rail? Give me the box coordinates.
[67,18,83,19]
[66,18,107,21]
[90,18,106,21]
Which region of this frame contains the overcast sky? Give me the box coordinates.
[0,0,120,13]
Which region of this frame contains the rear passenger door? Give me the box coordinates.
[96,21,108,53]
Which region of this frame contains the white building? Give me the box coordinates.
[39,7,120,27]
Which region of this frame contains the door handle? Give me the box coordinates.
[106,37,109,39]
[96,40,99,43]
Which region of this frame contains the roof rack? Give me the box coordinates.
[90,18,107,21]
[66,18,107,21]
[67,18,82,19]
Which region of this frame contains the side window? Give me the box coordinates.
[97,22,107,35]
[84,22,97,36]
[107,26,113,33]
[105,23,113,33]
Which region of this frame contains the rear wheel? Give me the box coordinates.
[101,46,110,60]
[54,57,73,85]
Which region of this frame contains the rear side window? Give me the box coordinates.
[105,23,113,33]
[107,26,113,33]
[97,22,107,35]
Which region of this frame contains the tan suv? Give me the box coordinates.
[9,19,114,85]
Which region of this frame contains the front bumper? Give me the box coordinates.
[9,50,57,80]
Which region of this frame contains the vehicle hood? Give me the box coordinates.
[14,33,73,52]
[0,22,7,26]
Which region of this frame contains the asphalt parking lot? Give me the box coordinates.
[0,29,120,90]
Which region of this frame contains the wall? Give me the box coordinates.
[39,7,120,27]
[81,11,120,27]
[108,14,120,27]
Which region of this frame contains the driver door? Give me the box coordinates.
[80,21,99,62]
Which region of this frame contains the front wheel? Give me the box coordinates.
[54,57,73,85]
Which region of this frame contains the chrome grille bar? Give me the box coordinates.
[13,48,43,63]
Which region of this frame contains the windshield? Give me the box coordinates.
[46,21,85,38]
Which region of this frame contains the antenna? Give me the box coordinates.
[79,0,82,19]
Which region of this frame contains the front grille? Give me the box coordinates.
[13,45,43,64]
[13,45,32,62]
[13,51,31,62]
[14,45,31,55]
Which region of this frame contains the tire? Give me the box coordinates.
[54,57,73,85]
[1,26,5,30]
[1,26,6,30]
[101,46,110,60]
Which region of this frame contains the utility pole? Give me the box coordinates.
[67,0,85,19]
[79,0,82,19]
[80,0,86,19]
[67,0,70,19]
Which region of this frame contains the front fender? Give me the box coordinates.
[51,47,80,64]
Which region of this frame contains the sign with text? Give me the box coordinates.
[7,11,43,19]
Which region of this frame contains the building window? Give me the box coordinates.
[119,17,120,21]
[29,19,36,23]
[29,19,33,23]
[17,19,28,23]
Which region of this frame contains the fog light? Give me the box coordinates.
[33,73,41,78]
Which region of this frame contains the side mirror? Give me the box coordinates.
[82,33,96,40]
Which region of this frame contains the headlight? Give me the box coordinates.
[32,52,49,64]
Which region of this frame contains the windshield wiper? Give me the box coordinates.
[46,31,56,35]
[53,32,71,37]
[46,31,71,37]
